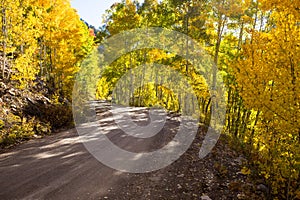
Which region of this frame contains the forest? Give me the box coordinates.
[0,0,299,199]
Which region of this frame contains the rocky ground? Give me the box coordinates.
[101,129,267,200]
[0,79,73,148]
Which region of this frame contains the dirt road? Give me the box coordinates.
[0,102,264,200]
[0,103,181,199]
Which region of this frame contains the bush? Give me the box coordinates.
[0,114,51,147]
[39,103,74,131]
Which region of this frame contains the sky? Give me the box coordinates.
[71,0,145,29]
[71,0,122,28]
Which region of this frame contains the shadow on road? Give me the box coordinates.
[0,102,185,199]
